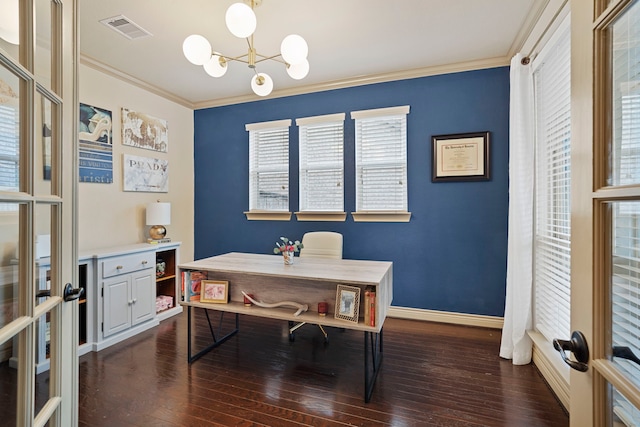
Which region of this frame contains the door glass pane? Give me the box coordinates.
[609,0,640,186]
[36,93,53,195]
[0,0,19,61]
[35,0,52,91]
[0,202,20,424]
[611,201,640,394]
[0,64,20,194]
[0,203,20,329]
[611,383,640,427]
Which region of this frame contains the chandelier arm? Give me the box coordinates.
[223,53,250,64]
[254,53,287,65]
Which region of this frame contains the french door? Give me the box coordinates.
[0,0,78,425]
[570,0,640,425]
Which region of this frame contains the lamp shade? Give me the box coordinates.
[146,202,171,225]
[225,3,256,38]
[204,53,228,77]
[280,34,308,65]
[0,0,19,45]
[183,34,211,65]
[251,73,273,96]
[286,59,309,80]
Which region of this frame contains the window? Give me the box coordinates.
[297,113,345,218]
[532,19,571,344]
[351,105,410,222]
[245,119,291,220]
[0,104,18,192]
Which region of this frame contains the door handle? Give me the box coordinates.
[63,283,84,302]
[613,346,640,366]
[36,290,51,298]
[553,331,589,372]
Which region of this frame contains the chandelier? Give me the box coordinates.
[182,0,309,97]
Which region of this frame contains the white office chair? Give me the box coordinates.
[288,231,343,343]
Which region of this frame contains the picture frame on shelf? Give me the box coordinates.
[334,284,361,323]
[431,131,490,182]
[200,280,229,303]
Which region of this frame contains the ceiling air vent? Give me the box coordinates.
[99,15,152,40]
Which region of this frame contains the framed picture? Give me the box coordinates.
[334,284,361,323]
[200,280,229,303]
[431,131,490,182]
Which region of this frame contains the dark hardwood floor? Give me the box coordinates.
[0,311,568,426]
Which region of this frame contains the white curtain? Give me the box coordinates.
[499,53,534,365]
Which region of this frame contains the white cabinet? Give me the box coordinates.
[96,249,158,350]
[103,269,155,337]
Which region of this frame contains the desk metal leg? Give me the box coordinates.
[364,328,383,403]
[187,306,239,363]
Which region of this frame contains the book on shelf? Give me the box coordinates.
[148,237,171,244]
[363,286,376,327]
[181,270,207,302]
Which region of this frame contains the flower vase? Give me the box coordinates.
[283,251,294,265]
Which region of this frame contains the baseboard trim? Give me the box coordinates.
[387,306,504,329]
[529,330,570,412]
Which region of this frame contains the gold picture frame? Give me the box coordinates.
[200,280,229,303]
[334,284,361,323]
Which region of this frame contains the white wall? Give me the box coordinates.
[78,65,194,263]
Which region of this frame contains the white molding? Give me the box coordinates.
[387,306,504,329]
[194,56,510,109]
[80,55,195,109]
[295,212,346,222]
[82,52,510,110]
[244,211,292,221]
[351,212,412,223]
[529,330,570,411]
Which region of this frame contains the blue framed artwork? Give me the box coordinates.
[79,103,113,184]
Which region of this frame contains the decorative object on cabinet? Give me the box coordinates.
[241,291,308,316]
[146,201,171,242]
[121,108,168,152]
[124,154,169,193]
[335,284,361,323]
[200,280,229,303]
[431,131,490,182]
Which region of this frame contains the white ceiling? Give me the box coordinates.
[79,0,545,108]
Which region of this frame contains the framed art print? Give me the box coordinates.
[432,131,490,182]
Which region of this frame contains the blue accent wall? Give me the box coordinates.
[194,67,510,317]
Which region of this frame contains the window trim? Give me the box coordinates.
[296,112,346,222]
[351,105,411,222]
[244,119,291,220]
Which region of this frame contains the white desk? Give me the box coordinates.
[178,252,393,402]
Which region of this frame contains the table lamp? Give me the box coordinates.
[146,201,171,242]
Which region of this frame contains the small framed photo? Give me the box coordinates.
[334,284,361,323]
[200,280,229,303]
[432,131,490,182]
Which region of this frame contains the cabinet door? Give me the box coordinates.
[103,277,131,337]
[131,270,155,326]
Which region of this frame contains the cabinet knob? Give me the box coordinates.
[132,298,137,303]
[142,260,148,265]
[116,265,123,270]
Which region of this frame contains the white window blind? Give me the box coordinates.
[532,19,571,344]
[246,119,291,211]
[351,105,409,212]
[297,113,345,212]
[610,2,640,425]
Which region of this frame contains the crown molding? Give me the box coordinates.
[193,56,511,109]
[81,53,509,111]
[80,54,195,109]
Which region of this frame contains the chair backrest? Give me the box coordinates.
[299,232,343,259]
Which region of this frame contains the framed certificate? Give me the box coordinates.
[431,131,490,182]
